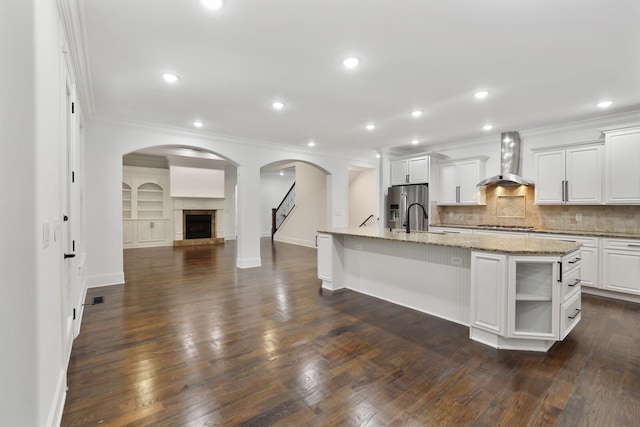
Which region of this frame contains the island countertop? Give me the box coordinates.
[318,227,581,255]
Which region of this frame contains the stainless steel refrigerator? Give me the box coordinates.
[387,184,429,231]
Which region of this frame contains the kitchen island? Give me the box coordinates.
[317,227,582,351]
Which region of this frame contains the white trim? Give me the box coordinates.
[85,272,125,288]
[236,257,261,269]
[582,287,640,304]
[89,115,378,167]
[273,235,317,248]
[46,368,67,427]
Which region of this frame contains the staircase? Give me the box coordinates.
[271,182,295,239]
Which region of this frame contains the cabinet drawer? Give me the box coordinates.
[602,238,640,251]
[562,265,581,300]
[560,292,581,340]
[561,250,582,274]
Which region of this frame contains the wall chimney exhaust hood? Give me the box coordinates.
[477,131,534,187]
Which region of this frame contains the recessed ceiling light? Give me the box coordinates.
[162,73,179,83]
[343,57,360,69]
[596,100,613,108]
[280,171,284,176]
[411,139,420,145]
[193,121,204,128]
[474,90,489,99]
[411,110,423,118]
[308,141,316,147]
[272,101,285,110]
[365,124,376,131]
[201,0,223,10]
[483,124,493,131]
[375,153,381,158]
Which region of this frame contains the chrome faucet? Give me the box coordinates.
[406,203,428,234]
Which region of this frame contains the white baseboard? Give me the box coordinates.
[236,257,261,269]
[582,287,640,304]
[85,272,125,288]
[46,368,66,427]
[260,231,271,238]
[273,235,316,248]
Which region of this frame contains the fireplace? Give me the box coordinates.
[184,214,212,239]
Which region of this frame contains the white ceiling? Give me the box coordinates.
[80,0,640,159]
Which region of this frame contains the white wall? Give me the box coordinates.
[349,169,378,227]
[84,119,372,280]
[275,162,327,247]
[260,170,295,237]
[0,1,76,426]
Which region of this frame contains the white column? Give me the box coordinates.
[236,164,262,268]
[327,163,350,228]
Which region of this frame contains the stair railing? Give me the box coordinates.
[271,182,296,239]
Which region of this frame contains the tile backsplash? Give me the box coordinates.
[432,185,640,234]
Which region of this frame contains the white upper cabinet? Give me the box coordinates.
[534,143,603,205]
[604,127,640,204]
[390,156,429,185]
[438,158,486,205]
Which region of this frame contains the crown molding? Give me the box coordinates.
[89,115,378,168]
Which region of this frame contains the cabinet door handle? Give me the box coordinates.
[561,180,565,202]
[456,186,460,203]
[557,261,563,282]
[565,180,569,202]
[150,222,154,229]
[568,278,581,287]
[64,253,76,259]
[560,239,576,243]
[315,235,318,247]
[406,174,409,183]
[627,244,640,248]
[568,308,581,319]
[568,257,581,264]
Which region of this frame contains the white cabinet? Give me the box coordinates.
[470,249,581,351]
[507,251,581,344]
[604,128,640,204]
[391,156,429,185]
[602,238,640,294]
[122,167,171,248]
[317,233,333,281]
[438,158,486,205]
[534,143,603,204]
[137,220,167,243]
[529,234,598,288]
[471,252,506,336]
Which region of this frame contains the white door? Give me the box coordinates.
[458,160,480,204]
[62,72,77,362]
[535,150,565,204]
[565,145,602,204]
[439,163,458,204]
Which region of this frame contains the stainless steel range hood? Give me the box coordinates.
[477,131,534,187]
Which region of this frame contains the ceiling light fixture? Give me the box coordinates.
[200,0,223,10]
[376,153,381,158]
[596,100,613,108]
[411,139,420,145]
[308,141,316,147]
[411,110,423,118]
[280,171,284,176]
[193,121,204,128]
[343,57,360,69]
[365,124,376,131]
[272,101,285,110]
[474,90,489,99]
[162,73,179,83]
[483,124,493,131]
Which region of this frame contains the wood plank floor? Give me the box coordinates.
[62,239,640,426]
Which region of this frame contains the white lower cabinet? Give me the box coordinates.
[529,234,598,288]
[470,249,581,351]
[602,238,640,295]
[317,233,333,281]
[137,220,167,243]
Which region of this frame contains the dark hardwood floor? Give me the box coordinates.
[62,239,640,426]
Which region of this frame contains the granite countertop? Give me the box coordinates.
[318,227,581,255]
[430,224,640,239]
